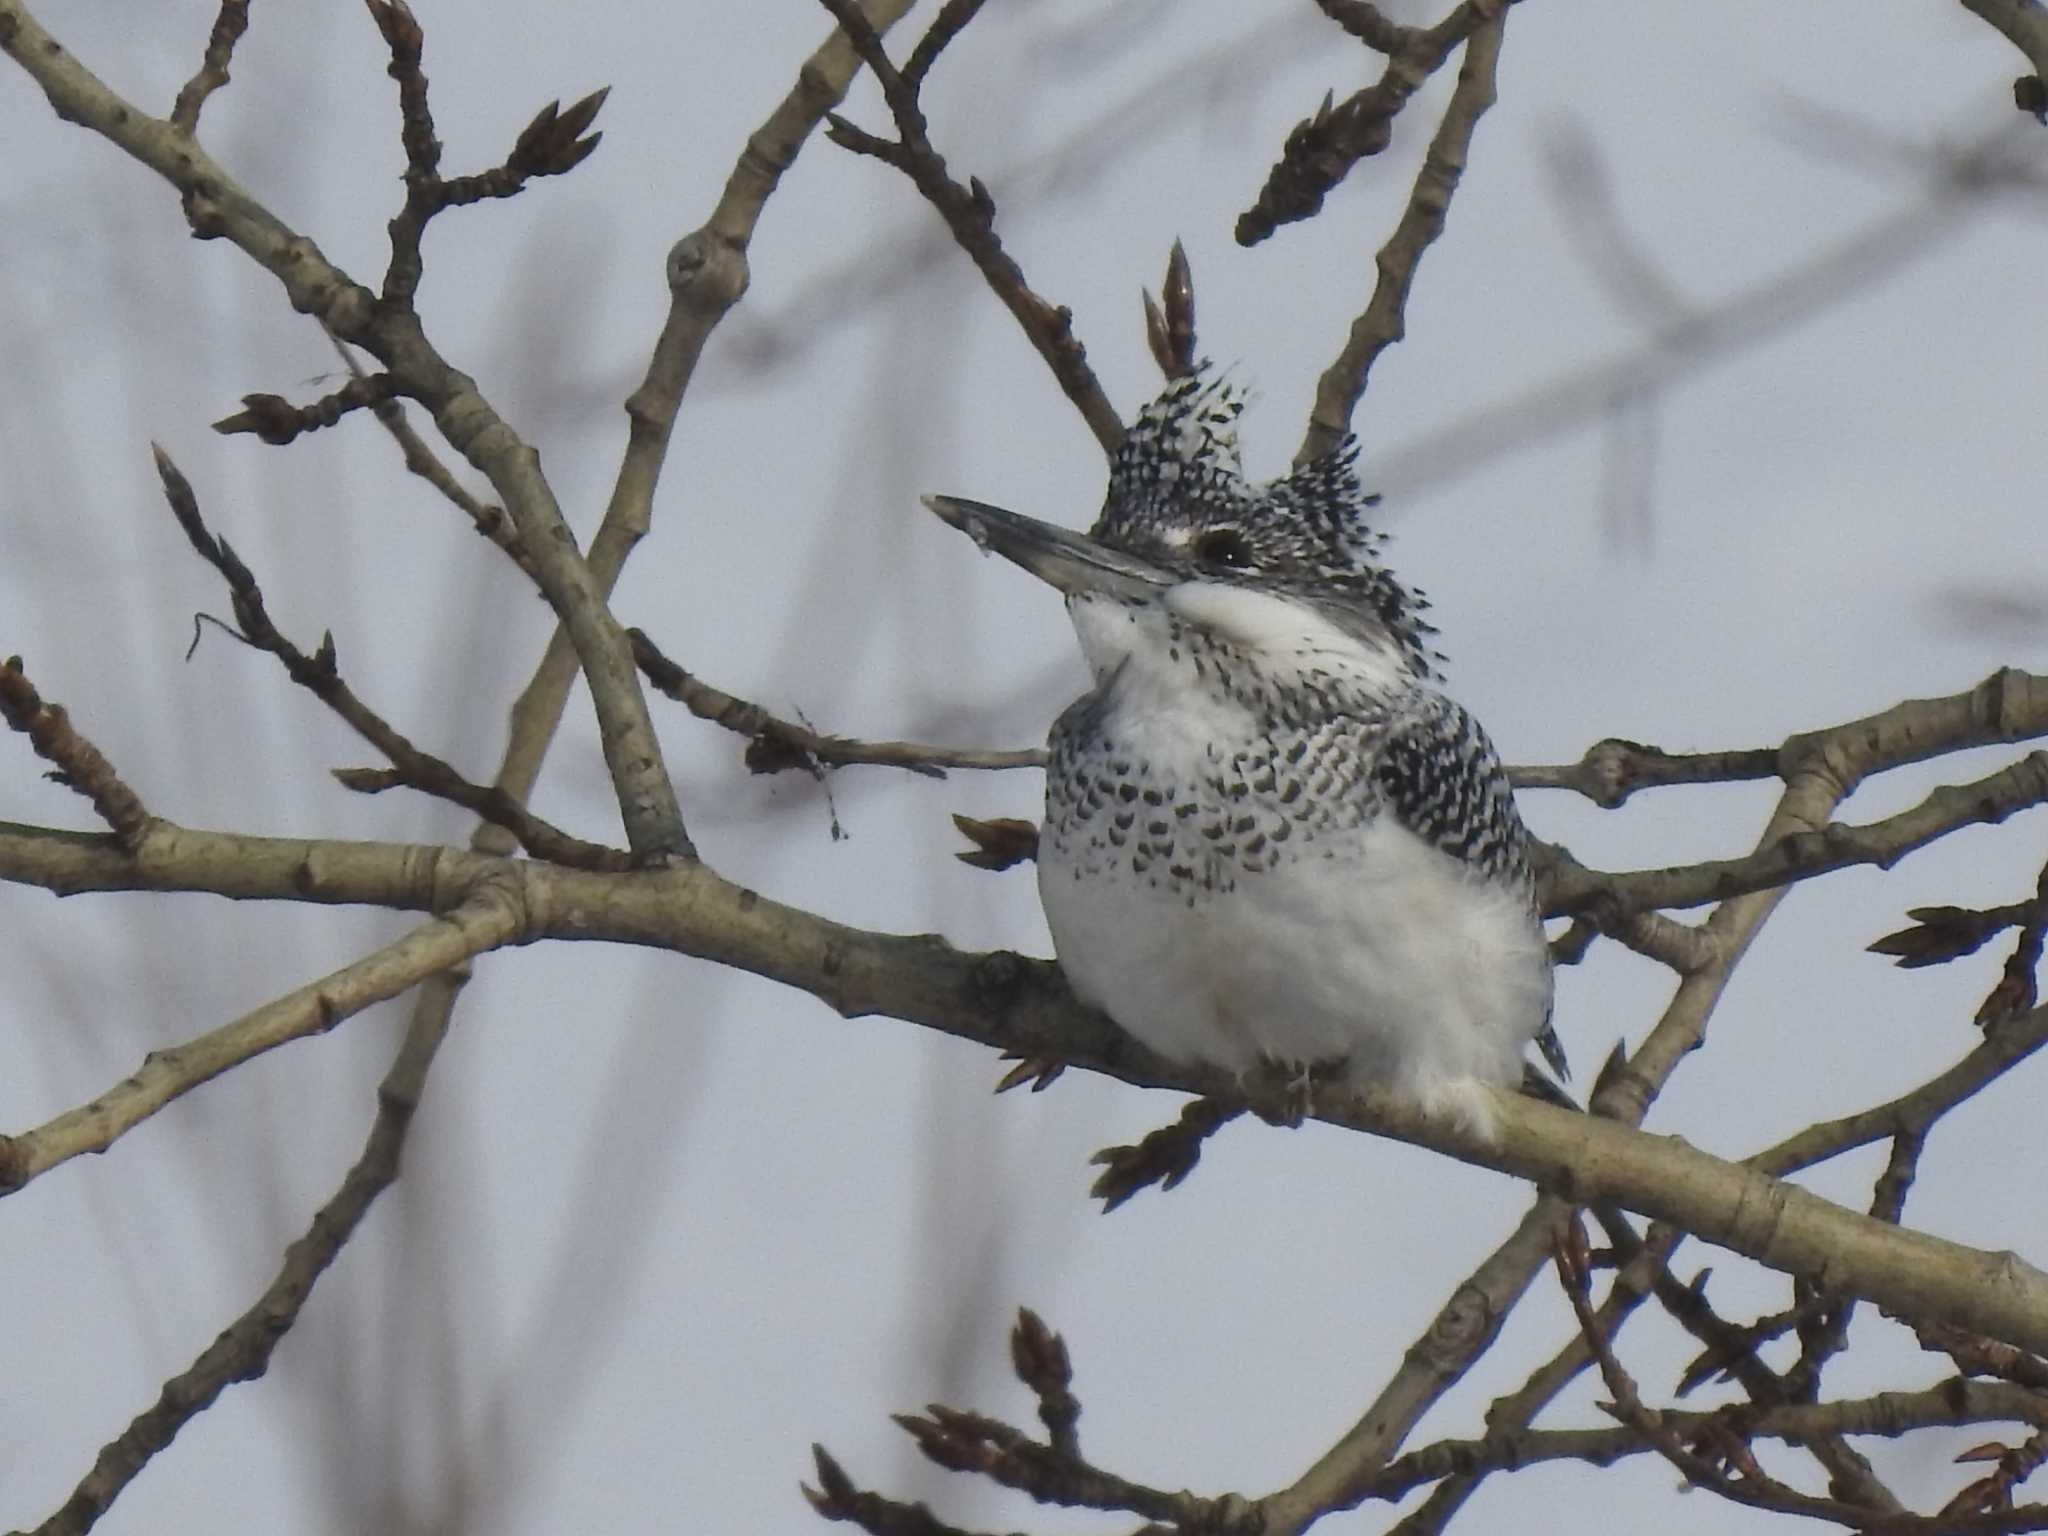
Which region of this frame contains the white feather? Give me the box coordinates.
[1043,583,1550,1137]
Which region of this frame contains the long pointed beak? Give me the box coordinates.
[923,494,1172,600]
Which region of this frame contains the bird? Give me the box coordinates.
[926,366,1562,1136]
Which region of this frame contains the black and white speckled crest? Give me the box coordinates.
[1091,365,1441,676]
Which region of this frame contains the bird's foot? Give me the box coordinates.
[993,1052,1067,1092]
[1518,1061,1581,1112]
[1239,1056,1340,1128]
[1089,1098,1245,1211]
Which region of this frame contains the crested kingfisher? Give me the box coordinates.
[928,367,1562,1133]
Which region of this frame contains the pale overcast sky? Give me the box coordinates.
[3,2,2045,1532]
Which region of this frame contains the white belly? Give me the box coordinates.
[1038,807,1552,1127]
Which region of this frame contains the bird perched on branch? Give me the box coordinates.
[928,366,1561,1135]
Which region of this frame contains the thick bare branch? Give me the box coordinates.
[1267,736,1864,1530]
[14,824,2048,1400]
[493,0,919,833]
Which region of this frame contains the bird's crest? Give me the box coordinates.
[1093,364,1440,674]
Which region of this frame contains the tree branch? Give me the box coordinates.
[1270,743,1861,1529]
[0,0,690,860]
[325,328,544,586]
[1298,3,1509,461]
[167,0,248,134]
[630,628,1043,778]
[814,0,1125,454]
[1361,1380,2048,1504]
[0,875,524,1193]
[0,658,151,849]
[1548,750,2048,920]
[151,447,628,870]
[24,987,457,1536]
[11,823,2048,1394]
[490,0,919,833]
[1510,737,1782,806]
[1960,0,2048,100]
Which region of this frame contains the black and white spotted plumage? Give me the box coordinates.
[932,365,1563,1126]
[1092,369,1442,682]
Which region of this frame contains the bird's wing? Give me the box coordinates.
[1369,692,1532,887]
[1370,693,1570,1083]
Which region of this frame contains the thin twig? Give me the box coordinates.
[716,16,1331,383]
[1241,0,1507,252]
[1546,751,2048,920]
[1918,1322,2048,1394]
[167,0,249,133]
[630,628,1043,777]
[1268,752,1862,1534]
[1382,1212,1699,1535]
[819,1306,1250,1531]
[0,881,522,1195]
[364,0,441,305]
[1943,1427,2048,1522]
[890,1403,1238,1525]
[1978,853,2048,1022]
[210,374,399,445]
[1554,1223,1900,1528]
[1310,0,1418,54]
[495,0,920,841]
[1758,1005,2048,1184]
[1363,1380,2048,1506]
[815,0,1124,454]
[901,0,988,89]
[0,657,151,848]
[803,1443,1002,1535]
[1297,3,1508,461]
[0,0,688,858]
[152,447,627,869]
[25,992,457,1536]
[323,328,543,585]
[1424,1012,2036,1533]
[1510,737,1782,806]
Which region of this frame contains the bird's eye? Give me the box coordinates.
[1193,528,1255,570]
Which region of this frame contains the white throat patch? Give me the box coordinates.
[1165,581,1414,694]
